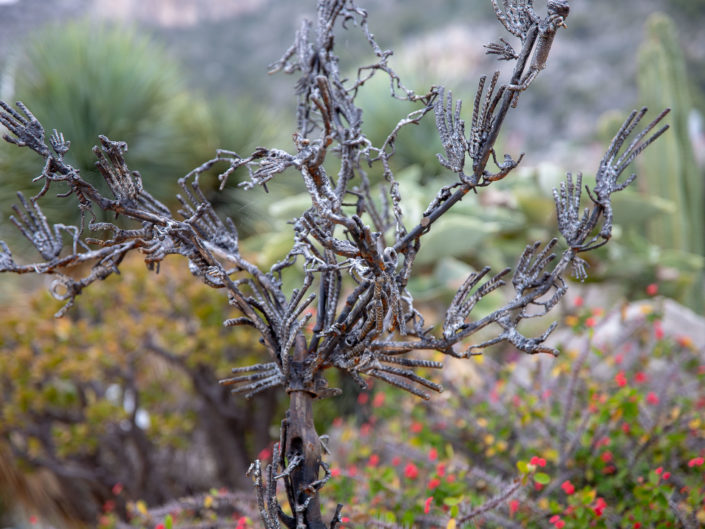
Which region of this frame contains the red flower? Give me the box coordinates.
[614,353,624,365]
[646,392,660,405]
[593,497,607,517]
[332,417,343,427]
[661,471,670,480]
[357,392,369,405]
[634,372,648,383]
[654,320,664,340]
[596,436,610,448]
[424,496,433,514]
[573,296,584,308]
[347,465,358,477]
[258,447,272,461]
[549,515,565,529]
[428,447,438,461]
[155,525,165,529]
[585,316,596,328]
[529,456,547,467]
[404,462,419,480]
[372,392,385,408]
[676,335,694,348]
[427,478,441,490]
[112,482,124,495]
[634,523,642,529]
[368,454,379,467]
[688,456,704,467]
[330,467,341,477]
[341,517,350,522]
[655,467,663,475]
[622,422,630,434]
[615,371,627,387]
[601,451,613,463]
[509,499,519,516]
[436,463,446,476]
[29,516,38,525]
[360,422,371,435]
[646,283,658,296]
[391,456,401,466]
[534,481,544,491]
[410,421,424,434]
[560,480,575,495]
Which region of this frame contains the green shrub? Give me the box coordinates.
[322,294,705,528]
[0,256,281,526]
[0,21,283,242]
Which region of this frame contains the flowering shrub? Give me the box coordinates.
[7,259,703,529]
[323,294,705,528]
[0,256,277,525]
[115,489,257,529]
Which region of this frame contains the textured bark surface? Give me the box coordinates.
[286,390,325,529]
[0,1,670,527]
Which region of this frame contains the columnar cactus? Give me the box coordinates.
[637,12,703,310]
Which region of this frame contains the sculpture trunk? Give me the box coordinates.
[285,335,326,529]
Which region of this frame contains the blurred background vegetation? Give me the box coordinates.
[0,0,703,527]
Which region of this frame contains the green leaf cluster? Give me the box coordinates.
[0,256,283,525]
[0,21,282,244]
[322,298,705,527]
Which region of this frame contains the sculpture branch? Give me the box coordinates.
[0,1,669,527]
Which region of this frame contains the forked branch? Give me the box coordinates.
[0,1,670,527]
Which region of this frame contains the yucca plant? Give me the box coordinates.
[0,22,277,236]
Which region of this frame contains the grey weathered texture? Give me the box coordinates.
[0,1,668,527]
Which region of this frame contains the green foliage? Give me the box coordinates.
[239,34,704,311]
[0,256,281,524]
[0,22,282,243]
[252,160,556,298]
[198,94,291,236]
[354,73,446,180]
[0,23,203,224]
[323,297,705,528]
[636,13,705,310]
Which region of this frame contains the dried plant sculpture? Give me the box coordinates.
[0,1,669,527]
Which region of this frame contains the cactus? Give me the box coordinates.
[637,13,704,308]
